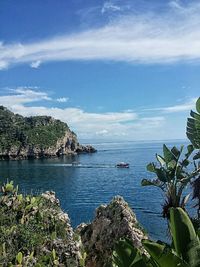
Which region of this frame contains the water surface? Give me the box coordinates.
[0,140,191,241]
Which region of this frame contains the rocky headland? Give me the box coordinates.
[0,106,96,160]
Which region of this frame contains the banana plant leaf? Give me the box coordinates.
[112,238,151,267]
[142,240,189,267]
[187,98,200,149]
[169,207,200,266]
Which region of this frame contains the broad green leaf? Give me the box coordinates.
[196,97,200,114]
[156,154,165,166]
[167,160,177,170]
[171,146,181,159]
[187,99,200,149]
[169,208,200,263]
[163,144,176,163]
[146,163,156,172]
[142,240,189,267]
[185,144,194,159]
[113,239,150,267]
[155,168,167,182]
[190,110,200,120]
[113,239,138,267]
[141,179,161,187]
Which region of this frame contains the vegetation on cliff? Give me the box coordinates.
[0,181,81,266]
[0,106,96,159]
[0,106,70,151]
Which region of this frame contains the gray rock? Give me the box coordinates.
[76,196,147,267]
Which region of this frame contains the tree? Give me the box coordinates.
[141,144,198,219]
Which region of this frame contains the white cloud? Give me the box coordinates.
[146,98,197,113]
[1,1,200,69]
[56,97,68,103]
[0,87,52,106]
[101,2,121,14]
[0,88,165,140]
[169,0,185,10]
[95,129,109,135]
[0,60,9,70]
[30,60,41,68]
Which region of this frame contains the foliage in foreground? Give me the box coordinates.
[187,97,200,150]
[0,181,80,266]
[113,207,200,267]
[141,144,199,218]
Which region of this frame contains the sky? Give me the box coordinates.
[0,0,199,141]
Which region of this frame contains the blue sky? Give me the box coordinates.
[0,0,199,141]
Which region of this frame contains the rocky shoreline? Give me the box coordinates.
[0,106,96,160]
[0,143,96,161]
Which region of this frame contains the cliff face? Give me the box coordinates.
[77,196,147,267]
[0,106,96,160]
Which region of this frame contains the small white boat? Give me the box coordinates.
[116,162,129,168]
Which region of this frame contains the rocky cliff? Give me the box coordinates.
[0,106,96,160]
[76,196,147,267]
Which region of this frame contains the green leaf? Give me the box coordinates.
[171,146,181,159]
[31,197,36,204]
[113,239,149,267]
[51,232,57,240]
[141,179,161,187]
[146,163,156,173]
[142,240,189,267]
[169,208,200,264]
[16,252,23,264]
[163,144,176,163]
[167,160,177,170]
[196,97,200,114]
[182,159,190,167]
[156,154,165,166]
[113,239,137,267]
[186,99,200,149]
[155,168,167,182]
[5,181,14,193]
[185,144,194,159]
[52,249,56,260]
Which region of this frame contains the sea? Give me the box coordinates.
[0,139,194,242]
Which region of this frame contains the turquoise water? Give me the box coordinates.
[0,140,191,241]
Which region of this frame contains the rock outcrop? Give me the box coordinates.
[41,191,82,266]
[76,145,97,153]
[77,196,147,267]
[0,106,96,160]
